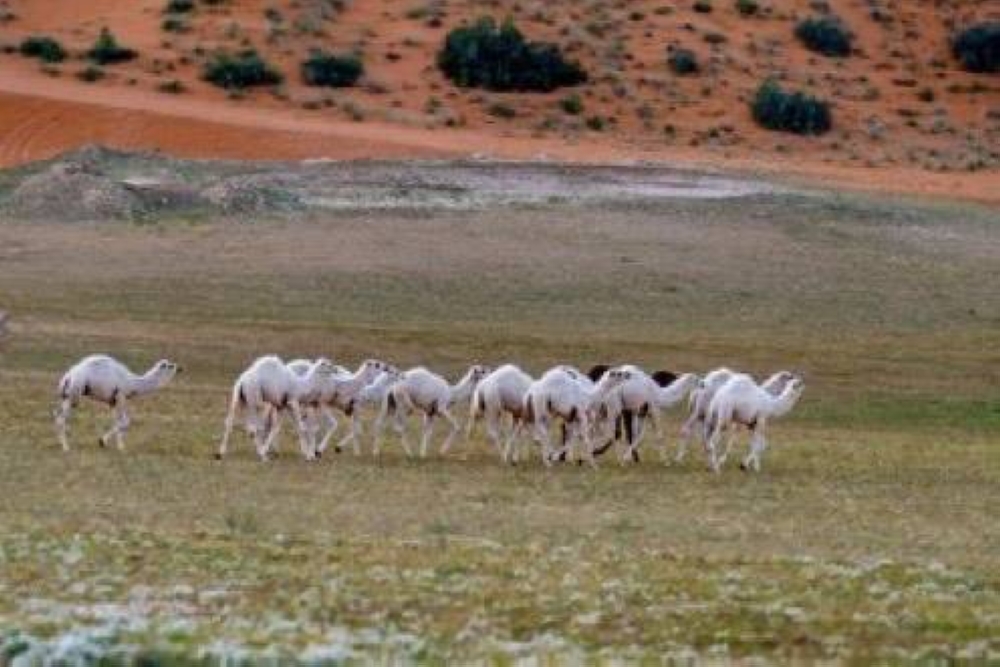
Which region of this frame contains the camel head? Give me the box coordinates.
[762,370,797,394]
[311,357,341,377]
[359,358,395,381]
[151,359,182,383]
[465,364,492,383]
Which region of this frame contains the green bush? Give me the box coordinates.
[795,16,852,57]
[668,48,699,74]
[751,80,831,135]
[87,28,137,64]
[161,17,189,32]
[301,51,363,87]
[952,23,1000,73]
[560,94,583,115]
[438,17,587,92]
[19,36,66,63]
[693,1,712,13]
[164,0,195,12]
[203,50,283,89]
[735,0,759,16]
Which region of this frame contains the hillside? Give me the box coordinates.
[0,0,997,199]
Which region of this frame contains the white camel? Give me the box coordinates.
[601,366,701,464]
[705,374,806,473]
[54,354,181,451]
[216,355,340,462]
[467,363,534,463]
[676,368,795,464]
[285,358,349,456]
[522,366,631,467]
[374,365,491,458]
[311,359,396,456]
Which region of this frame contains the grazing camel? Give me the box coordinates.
[705,375,805,473]
[522,366,632,467]
[676,369,795,464]
[216,355,340,462]
[467,363,534,463]
[598,366,700,464]
[374,365,491,458]
[54,355,181,451]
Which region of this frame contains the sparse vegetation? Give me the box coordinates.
[752,80,831,135]
[76,66,105,82]
[668,48,699,75]
[735,0,759,16]
[301,50,363,88]
[164,0,194,13]
[203,49,283,89]
[559,93,583,115]
[19,35,66,63]
[438,17,587,92]
[161,16,189,33]
[87,28,137,65]
[157,79,186,94]
[951,23,1000,74]
[795,16,853,57]
[693,0,712,13]
[487,101,516,118]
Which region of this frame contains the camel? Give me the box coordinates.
[705,374,806,473]
[313,359,397,456]
[216,355,340,462]
[597,366,700,464]
[374,365,491,458]
[522,366,632,467]
[467,363,534,463]
[54,354,181,451]
[676,369,795,464]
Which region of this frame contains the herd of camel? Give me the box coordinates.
[52,350,805,472]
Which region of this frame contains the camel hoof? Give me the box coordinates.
[334,447,342,454]
[558,452,568,463]
[98,438,106,448]
[213,452,223,461]
[739,462,748,471]
[315,451,323,459]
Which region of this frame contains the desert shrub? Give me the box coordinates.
[301,50,363,87]
[19,36,66,63]
[203,49,283,89]
[951,23,1000,73]
[560,93,583,115]
[586,115,605,130]
[438,17,587,92]
[88,28,137,64]
[161,17,189,32]
[76,66,105,82]
[795,16,852,56]
[751,80,831,135]
[735,0,759,15]
[693,0,712,12]
[487,101,516,118]
[668,48,699,74]
[157,79,186,94]
[164,0,194,12]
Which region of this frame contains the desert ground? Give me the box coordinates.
[0,148,998,662]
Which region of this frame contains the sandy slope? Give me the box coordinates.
[0,0,997,202]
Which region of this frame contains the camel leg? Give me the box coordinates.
[743,426,768,472]
[580,417,598,469]
[717,428,739,467]
[54,398,73,451]
[316,406,339,455]
[262,409,285,459]
[100,396,131,451]
[439,408,462,455]
[289,401,316,461]
[706,424,724,474]
[419,413,436,458]
[335,412,363,456]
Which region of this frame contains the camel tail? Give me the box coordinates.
[523,392,535,425]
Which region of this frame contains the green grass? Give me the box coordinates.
[0,182,998,661]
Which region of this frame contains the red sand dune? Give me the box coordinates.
[0,0,997,202]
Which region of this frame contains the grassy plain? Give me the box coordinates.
[0,184,998,662]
